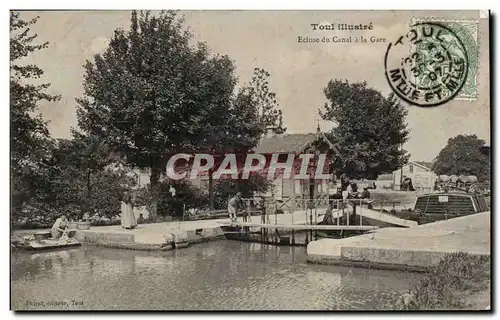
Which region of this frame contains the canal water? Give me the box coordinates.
[11,241,421,310]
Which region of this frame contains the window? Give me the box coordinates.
[409,164,414,173]
[295,180,302,195]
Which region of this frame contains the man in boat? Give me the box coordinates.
[228,192,244,223]
[51,214,68,239]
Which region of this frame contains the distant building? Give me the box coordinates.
[393,161,437,192]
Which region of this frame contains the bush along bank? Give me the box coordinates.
[399,252,490,310]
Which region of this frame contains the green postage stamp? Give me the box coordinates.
[411,18,479,101]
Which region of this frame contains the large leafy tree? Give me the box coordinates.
[432,134,490,182]
[320,80,410,180]
[10,12,60,218]
[77,10,240,218]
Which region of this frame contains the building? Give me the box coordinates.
[393,161,437,192]
[252,127,341,210]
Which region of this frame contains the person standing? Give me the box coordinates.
[346,182,359,199]
[228,192,244,223]
[121,190,137,229]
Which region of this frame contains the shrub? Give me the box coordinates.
[400,252,490,310]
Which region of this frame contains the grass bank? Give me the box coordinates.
[400,252,490,310]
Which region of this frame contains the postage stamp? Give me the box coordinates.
[384,21,475,107]
[411,18,479,101]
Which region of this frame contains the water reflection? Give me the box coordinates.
[11,241,420,310]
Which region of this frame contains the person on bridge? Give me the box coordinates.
[360,187,370,199]
[228,192,244,223]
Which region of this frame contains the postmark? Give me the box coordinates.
[384,22,470,107]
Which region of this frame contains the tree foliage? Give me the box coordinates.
[320,80,410,180]
[77,10,243,217]
[246,68,286,134]
[12,131,137,227]
[10,12,60,218]
[432,135,490,182]
[77,11,284,214]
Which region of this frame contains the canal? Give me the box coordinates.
[11,241,421,310]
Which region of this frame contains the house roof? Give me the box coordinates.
[254,133,317,153]
[253,132,341,156]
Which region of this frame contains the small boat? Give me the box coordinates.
[15,230,81,251]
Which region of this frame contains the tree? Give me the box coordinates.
[10,12,60,218]
[200,68,285,209]
[44,134,136,220]
[77,10,239,219]
[320,80,410,179]
[432,134,490,182]
[48,132,118,214]
[245,68,286,135]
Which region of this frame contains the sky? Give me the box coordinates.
[17,10,490,162]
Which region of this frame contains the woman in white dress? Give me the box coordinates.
[121,191,137,229]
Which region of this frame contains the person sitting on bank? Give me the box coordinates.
[228,192,244,223]
[51,214,68,239]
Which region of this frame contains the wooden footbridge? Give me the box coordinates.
[217,197,416,246]
[218,222,378,231]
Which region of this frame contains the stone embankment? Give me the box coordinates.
[306,211,491,271]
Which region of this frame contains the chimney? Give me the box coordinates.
[266,126,278,138]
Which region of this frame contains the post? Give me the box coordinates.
[346,204,350,226]
[337,200,340,226]
[340,200,344,225]
[261,204,264,243]
[244,199,250,236]
[360,201,363,226]
[291,178,296,245]
[314,206,318,240]
[274,199,278,244]
[309,207,313,241]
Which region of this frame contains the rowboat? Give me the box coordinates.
[15,229,81,251]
